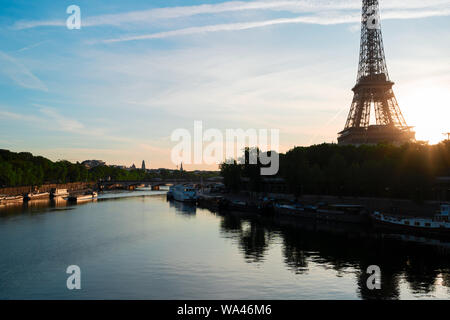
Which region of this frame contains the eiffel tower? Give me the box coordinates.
[338,0,415,145]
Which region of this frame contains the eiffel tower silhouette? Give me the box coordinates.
[338,0,415,145]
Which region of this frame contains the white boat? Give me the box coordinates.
[50,188,69,198]
[24,192,50,201]
[372,204,450,236]
[0,195,24,204]
[68,191,98,202]
[171,185,197,202]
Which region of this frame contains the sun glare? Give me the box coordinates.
[398,83,450,145]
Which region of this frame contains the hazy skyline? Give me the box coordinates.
[1,0,449,169]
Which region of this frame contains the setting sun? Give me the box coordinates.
[399,82,450,144]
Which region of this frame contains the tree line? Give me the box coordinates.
[0,149,218,187]
[220,142,450,201]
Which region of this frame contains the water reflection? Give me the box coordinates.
[0,194,449,299]
[0,197,72,217]
[168,200,197,216]
[216,210,450,299]
[238,220,271,263]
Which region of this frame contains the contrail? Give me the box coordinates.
[102,14,360,43]
[12,0,450,29]
[101,7,450,43]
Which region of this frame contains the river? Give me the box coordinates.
[0,190,449,299]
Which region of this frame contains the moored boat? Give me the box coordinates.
[274,202,313,217]
[0,195,24,205]
[171,184,197,202]
[227,200,258,212]
[275,202,368,224]
[197,194,224,211]
[68,191,98,203]
[315,204,369,224]
[23,192,50,201]
[371,204,450,237]
[50,188,69,199]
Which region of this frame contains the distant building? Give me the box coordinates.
[131,163,136,170]
[81,160,106,169]
[180,162,184,172]
[142,160,146,171]
[110,165,127,170]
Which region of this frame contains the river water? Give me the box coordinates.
[0,190,449,300]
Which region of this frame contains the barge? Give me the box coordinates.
[171,185,197,202]
[68,191,98,203]
[274,202,368,224]
[371,204,450,237]
[23,192,50,201]
[197,194,225,211]
[50,188,69,199]
[0,195,24,205]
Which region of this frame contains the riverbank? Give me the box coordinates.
[0,182,96,197]
[196,191,450,240]
[204,191,442,218]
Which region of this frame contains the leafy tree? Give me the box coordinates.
[220,141,450,201]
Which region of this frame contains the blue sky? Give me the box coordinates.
[1,0,449,169]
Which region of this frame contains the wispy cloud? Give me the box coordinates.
[0,105,93,135]
[102,13,360,43]
[0,105,172,166]
[17,40,49,53]
[0,51,48,91]
[0,110,43,123]
[12,0,450,30]
[102,6,450,43]
[37,106,86,133]
[4,1,449,164]
[12,19,64,30]
[0,104,169,151]
[382,8,450,20]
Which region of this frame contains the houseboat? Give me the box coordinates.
[197,194,225,211]
[23,192,50,201]
[274,202,368,224]
[171,185,197,202]
[227,200,258,213]
[315,204,369,224]
[50,188,69,199]
[0,195,24,205]
[371,204,450,236]
[68,191,98,203]
[274,202,312,217]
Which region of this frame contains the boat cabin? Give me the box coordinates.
[435,204,449,222]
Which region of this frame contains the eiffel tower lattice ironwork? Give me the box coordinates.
[338,0,415,145]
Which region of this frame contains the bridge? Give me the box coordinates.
[98,177,223,191]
